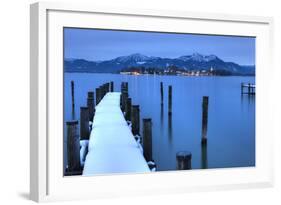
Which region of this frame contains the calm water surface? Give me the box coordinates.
[64,73,255,171]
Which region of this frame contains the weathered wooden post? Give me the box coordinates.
[121,82,128,93]
[201,144,208,169]
[201,96,209,145]
[168,85,172,115]
[248,83,251,94]
[160,82,163,105]
[102,84,106,98]
[80,107,90,140]
[143,118,153,162]
[66,120,81,172]
[125,82,128,92]
[176,151,192,170]
[87,91,95,122]
[106,82,110,93]
[121,91,128,112]
[125,97,132,121]
[100,85,105,98]
[131,105,140,135]
[71,81,75,112]
[110,81,114,92]
[121,82,125,91]
[95,87,101,105]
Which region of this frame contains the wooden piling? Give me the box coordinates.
[131,105,140,135]
[168,85,172,115]
[87,91,95,122]
[121,82,128,93]
[80,107,90,140]
[66,120,81,172]
[143,118,153,162]
[121,91,128,112]
[110,81,114,92]
[71,81,75,112]
[176,151,192,170]
[100,85,105,98]
[95,87,101,105]
[160,82,163,105]
[121,82,125,91]
[106,82,110,93]
[201,144,208,169]
[201,96,209,145]
[125,82,128,92]
[125,97,132,121]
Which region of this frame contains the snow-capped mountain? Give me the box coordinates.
[114,53,153,63]
[64,53,255,75]
[178,53,219,62]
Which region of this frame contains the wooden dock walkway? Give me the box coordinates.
[83,92,150,175]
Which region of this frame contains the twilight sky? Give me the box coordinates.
[64,28,255,65]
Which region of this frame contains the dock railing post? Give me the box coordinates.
[121,82,128,93]
[143,118,153,162]
[101,85,105,98]
[122,91,128,112]
[80,107,90,140]
[241,83,243,95]
[87,91,95,122]
[125,97,132,121]
[106,82,110,93]
[201,96,209,145]
[110,81,114,92]
[66,120,81,172]
[95,87,101,105]
[160,82,163,105]
[125,82,128,93]
[168,85,172,115]
[71,81,75,111]
[201,144,208,169]
[176,151,192,170]
[99,86,102,100]
[248,83,251,94]
[131,105,140,136]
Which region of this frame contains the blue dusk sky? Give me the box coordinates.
[64,28,255,65]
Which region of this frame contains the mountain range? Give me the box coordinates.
[64,53,255,75]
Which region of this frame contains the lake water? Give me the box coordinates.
[64,73,255,172]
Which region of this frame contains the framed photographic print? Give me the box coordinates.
[30,2,274,202]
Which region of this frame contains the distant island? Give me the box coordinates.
[64,53,255,76]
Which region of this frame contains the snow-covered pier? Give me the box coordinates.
[82,92,150,175]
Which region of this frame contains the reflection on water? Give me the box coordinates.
[160,104,164,128]
[71,109,76,120]
[168,114,173,140]
[64,73,255,171]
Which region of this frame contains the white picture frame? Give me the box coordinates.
[30,1,274,202]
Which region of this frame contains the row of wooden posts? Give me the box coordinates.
[66,81,114,175]
[66,81,155,174]
[160,82,209,170]
[66,80,210,174]
[120,82,154,164]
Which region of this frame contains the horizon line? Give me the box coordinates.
[64,52,256,66]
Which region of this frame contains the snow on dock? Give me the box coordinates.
[83,92,150,175]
